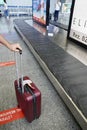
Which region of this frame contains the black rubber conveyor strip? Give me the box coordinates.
[14,19,87,127]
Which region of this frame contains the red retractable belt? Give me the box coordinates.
[0,61,15,67]
[0,107,25,125]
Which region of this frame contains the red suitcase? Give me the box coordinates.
[14,50,41,122]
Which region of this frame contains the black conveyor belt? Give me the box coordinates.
[14,19,87,130]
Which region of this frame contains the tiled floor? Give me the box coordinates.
[0,16,83,130]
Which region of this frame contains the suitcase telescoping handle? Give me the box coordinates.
[15,48,24,93]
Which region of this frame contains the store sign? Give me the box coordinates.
[69,0,87,45]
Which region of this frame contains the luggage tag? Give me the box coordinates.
[23,80,35,90]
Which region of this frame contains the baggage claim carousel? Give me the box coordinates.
[13,19,87,130]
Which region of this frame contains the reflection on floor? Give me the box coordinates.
[50,12,70,26]
[49,20,68,31]
[49,12,69,30]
